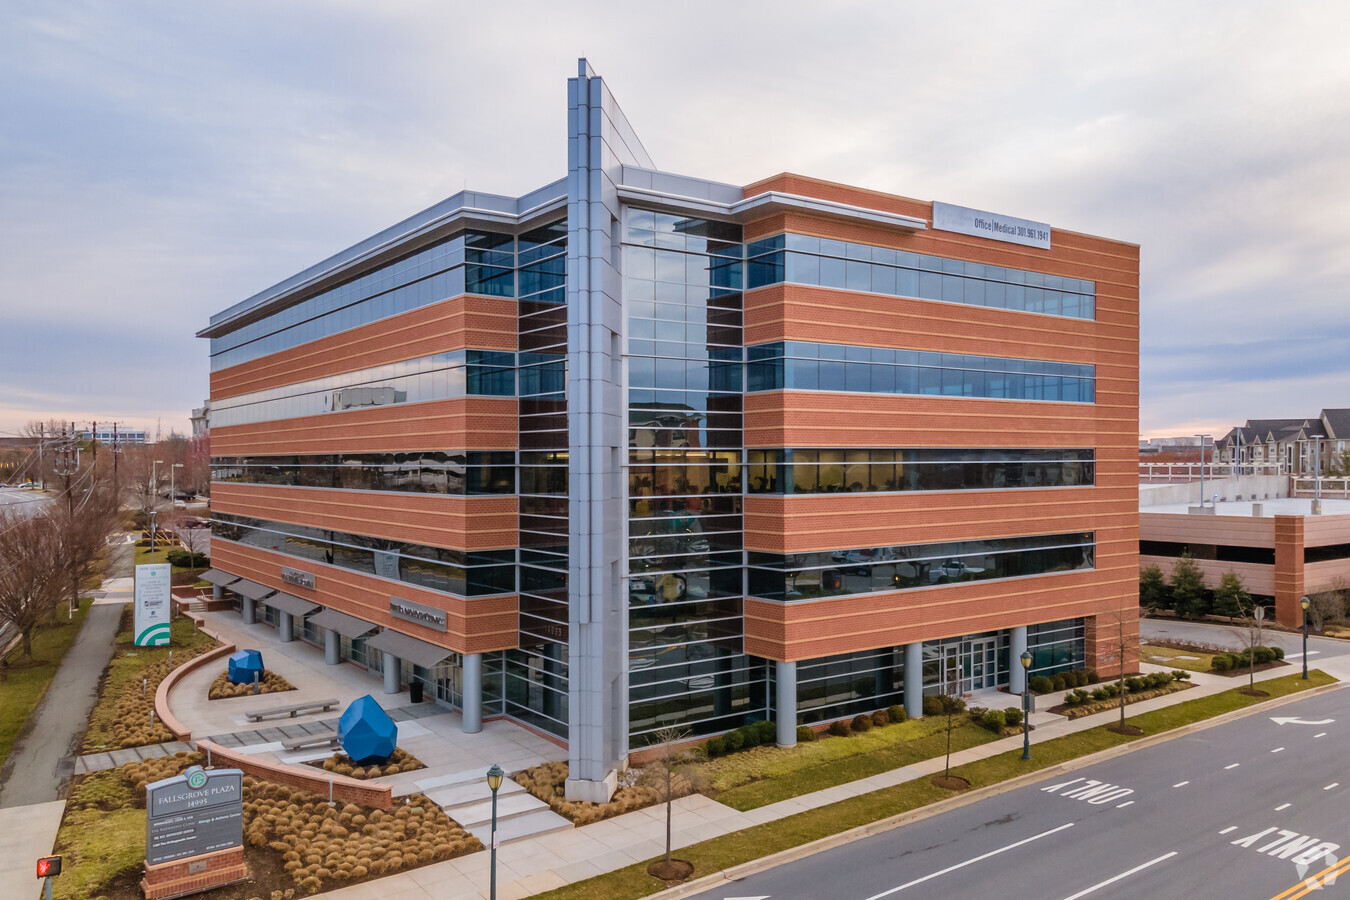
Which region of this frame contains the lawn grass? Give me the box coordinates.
[1140,643,1216,672]
[81,609,217,752]
[714,718,997,810]
[0,598,93,770]
[535,670,1336,900]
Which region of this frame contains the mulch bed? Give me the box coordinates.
[1106,723,1146,736]
[1237,687,1271,697]
[1047,681,1195,718]
[209,670,297,700]
[303,748,426,780]
[931,774,970,791]
[648,859,694,882]
[1214,660,1288,677]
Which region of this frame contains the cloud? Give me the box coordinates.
[3,1,1349,439]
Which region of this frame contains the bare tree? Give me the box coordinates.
[938,682,966,780]
[1100,606,1141,730]
[51,485,120,618]
[175,514,211,577]
[648,726,694,867]
[1306,578,1349,633]
[1232,605,1268,691]
[0,510,65,659]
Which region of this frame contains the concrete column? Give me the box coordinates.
[383,653,401,694]
[324,628,340,665]
[462,653,482,734]
[775,660,797,747]
[241,596,255,625]
[904,642,923,719]
[279,611,294,643]
[212,584,223,601]
[1009,626,1028,694]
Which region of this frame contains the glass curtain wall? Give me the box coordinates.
[623,209,767,744]
[511,219,570,737]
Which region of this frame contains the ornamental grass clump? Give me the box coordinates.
[208,670,296,700]
[514,760,695,826]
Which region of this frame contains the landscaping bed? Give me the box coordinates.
[1140,643,1216,673]
[1049,679,1194,718]
[209,670,296,700]
[50,750,482,900]
[82,609,218,752]
[305,748,426,780]
[515,760,695,826]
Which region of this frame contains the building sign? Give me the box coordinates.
[932,201,1051,250]
[134,564,172,646]
[280,566,315,590]
[389,596,448,631]
[145,767,244,866]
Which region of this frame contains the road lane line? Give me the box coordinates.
[1269,853,1350,899]
[1315,732,1327,738]
[1226,763,1241,769]
[1272,747,1285,753]
[1325,783,1339,791]
[1116,801,1134,808]
[1058,851,1178,900]
[1173,781,1189,788]
[861,822,1074,899]
[1220,827,1237,834]
[1276,803,1291,811]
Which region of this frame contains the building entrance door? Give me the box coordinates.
[938,645,961,695]
[434,662,461,709]
[965,637,998,691]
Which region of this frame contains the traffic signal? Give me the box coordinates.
[36,856,61,878]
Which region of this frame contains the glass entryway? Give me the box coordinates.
[924,631,1008,696]
[965,637,998,691]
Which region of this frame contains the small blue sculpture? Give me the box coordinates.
[227,649,265,685]
[338,694,398,765]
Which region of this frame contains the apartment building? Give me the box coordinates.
[199,60,1139,801]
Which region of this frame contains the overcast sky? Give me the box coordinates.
[3,1,1348,440]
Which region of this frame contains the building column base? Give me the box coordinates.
[1009,625,1028,694]
[565,770,617,803]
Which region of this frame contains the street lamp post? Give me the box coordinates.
[486,764,503,900]
[170,462,183,505]
[1020,650,1033,760]
[1301,596,1311,680]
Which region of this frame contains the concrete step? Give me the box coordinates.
[451,790,549,828]
[465,808,573,846]
[410,767,496,792]
[423,778,525,811]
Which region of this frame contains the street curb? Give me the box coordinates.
[648,679,1346,900]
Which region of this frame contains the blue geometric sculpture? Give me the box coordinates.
[227,649,265,685]
[338,694,398,765]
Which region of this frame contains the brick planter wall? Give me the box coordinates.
[141,845,248,899]
[197,740,394,809]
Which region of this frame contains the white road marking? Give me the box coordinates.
[861,822,1074,899]
[724,896,770,899]
[1116,801,1134,808]
[1272,747,1285,753]
[1226,763,1241,769]
[1039,778,1133,805]
[1270,716,1336,726]
[1231,827,1340,867]
[1173,781,1190,788]
[1326,783,1340,791]
[1220,827,1238,834]
[1058,851,1178,900]
[1316,732,1328,738]
[1276,803,1292,811]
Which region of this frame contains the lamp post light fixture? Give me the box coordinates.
[1301,596,1311,680]
[1020,650,1033,760]
[486,764,504,900]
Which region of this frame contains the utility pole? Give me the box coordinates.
[37,423,45,491]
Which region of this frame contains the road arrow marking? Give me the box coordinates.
[1270,717,1335,726]
[724,896,770,899]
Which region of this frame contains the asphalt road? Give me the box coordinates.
[0,486,50,517]
[692,687,1350,900]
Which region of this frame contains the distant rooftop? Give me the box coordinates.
[1143,497,1350,517]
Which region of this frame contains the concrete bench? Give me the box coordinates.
[244,698,340,722]
[280,733,341,751]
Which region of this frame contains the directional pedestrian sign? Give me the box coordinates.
[134,564,172,646]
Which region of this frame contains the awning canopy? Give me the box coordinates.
[261,592,320,618]
[228,579,276,601]
[365,629,456,669]
[199,569,240,587]
[309,608,377,639]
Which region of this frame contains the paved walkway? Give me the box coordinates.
[0,800,64,900]
[312,658,1337,900]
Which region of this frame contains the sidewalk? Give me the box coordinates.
[314,659,1334,900]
